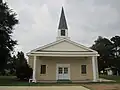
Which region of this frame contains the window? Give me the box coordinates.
[40,65,46,74]
[64,67,68,74]
[61,30,65,36]
[81,65,87,74]
[58,67,63,74]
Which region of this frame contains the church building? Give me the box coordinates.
[27,7,99,83]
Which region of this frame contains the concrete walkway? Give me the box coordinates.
[0,86,90,90]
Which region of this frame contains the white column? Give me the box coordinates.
[92,56,97,82]
[32,55,37,83]
[95,56,99,80]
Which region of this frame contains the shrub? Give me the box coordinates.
[16,64,33,80]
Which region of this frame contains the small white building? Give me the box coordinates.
[105,68,113,75]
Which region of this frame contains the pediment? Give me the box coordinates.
[33,39,96,52]
[40,41,88,51]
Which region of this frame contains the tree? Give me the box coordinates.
[111,36,120,74]
[91,36,114,72]
[91,36,120,75]
[16,51,33,80]
[111,36,120,58]
[5,55,17,75]
[0,1,18,72]
[16,51,27,65]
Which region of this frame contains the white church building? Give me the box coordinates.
[27,7,99,83]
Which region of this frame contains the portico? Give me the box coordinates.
[28,51,99,82]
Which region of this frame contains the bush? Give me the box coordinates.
[16,64,33,80]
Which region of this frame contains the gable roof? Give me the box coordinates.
[27,39,98,55]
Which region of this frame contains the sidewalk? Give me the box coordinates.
[0,86,90,90]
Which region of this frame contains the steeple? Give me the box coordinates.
[58,7,68,29]
[57,7,70,40]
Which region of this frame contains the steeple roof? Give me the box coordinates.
[58,7,68,29]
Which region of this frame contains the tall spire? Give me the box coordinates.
[57,7,70,40]
[58,7,68,29]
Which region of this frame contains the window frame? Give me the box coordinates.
[40,65,46,74]
[81,65,87,74]
[61,29,66,36]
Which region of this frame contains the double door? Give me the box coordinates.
[57,64,70,80]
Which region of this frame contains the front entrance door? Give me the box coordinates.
[57,64,70,80]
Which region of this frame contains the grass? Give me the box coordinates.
[0,76,55,86]
[0,76,75,86]
[0,75,120,86]
[100,75,120,83]
[0,76,31,86]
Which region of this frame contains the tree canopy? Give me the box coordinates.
[91,36,120,75]
[0,1,18,71]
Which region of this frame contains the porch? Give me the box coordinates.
[28,53,99,83]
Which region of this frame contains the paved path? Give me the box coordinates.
[0,86,90,90]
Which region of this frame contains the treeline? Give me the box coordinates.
[91,36,120,75]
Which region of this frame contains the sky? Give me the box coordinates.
[4,0,120,54]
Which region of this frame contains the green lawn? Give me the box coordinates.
[0,75,120,86]
[0,76,31,86]
[100,75,120,83]
[0,76,54,86]
[0,76,73,86]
